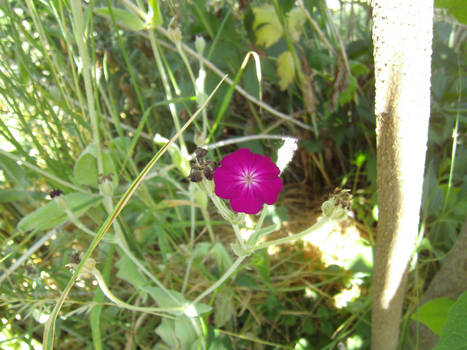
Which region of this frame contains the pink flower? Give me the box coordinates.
[213,148,283,214]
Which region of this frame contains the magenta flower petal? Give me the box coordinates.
[213,148,283,215]
[220,148,254,173]
[252,153,280,177]
[213,166,239,198]
[230,192,263,214]
[256,178,283,205]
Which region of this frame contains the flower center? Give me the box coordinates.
[241,171,257,186]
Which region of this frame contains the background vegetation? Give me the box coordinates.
[0,0,465,349]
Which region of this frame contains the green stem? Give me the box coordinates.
[70,0,104,175]
[148,30,187,154]
[444,60,461,210]
[193,255,246,305]
[93,268,181,314]
[254,216,330,251]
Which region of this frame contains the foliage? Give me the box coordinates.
[411,297,456,335]
[433,291,467,349]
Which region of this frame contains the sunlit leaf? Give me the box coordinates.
[95,7,146,31]
[144,286,212,316]
[412,297,456,335]
[73,153,98,186]
[433,291,467,349]
[149,0,163,27]
[0,189,27,203]
[287,7,306,42]
[0,153,27,187]
[73,144,117,187]
[276,51,295,90]
[435,0,467,24]
[253,5,282,48]
[17,192,102,231]
[115,252,149,294]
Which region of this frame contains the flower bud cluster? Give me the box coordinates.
[321,188,352,221]
[188,148,218,182]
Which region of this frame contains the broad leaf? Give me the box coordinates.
[73,152,98,186]
[412,297,456,335]
[115,252,149,295]
[144,286,211,316]
[435,0,467,24]
[0,189,27,203]
[95,7,146,31]
[211,242,233,274]
[73,144,116,187]
[0,153,27,187]
[287,7,306,41]
[433,291,467,349]
[17,192,102,231]
[148,0,163,27]
[276,51,295,90]
[253,5,282,48]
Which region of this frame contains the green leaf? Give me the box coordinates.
[155,318,198,350]
[148,0,163,27]
[155,318,177,347]
[0,189,27,203]
[17,192,102,231]
[211,242,233,274]
[349,60,370,77]
[433,291,467,349]
[73,144,116,187]
[276,51,295,90]
[144,286,186,311]
[253,5,283,48]
[287,7,306,42]
[73,152,98,186]
[175,320,198,349]
[95,7,146,31]
[435,0,467,24]
[412,297,456,335]
[144,286,211,316]
[338,75,357,106]
[214,293,234,328]
[0,153,27,187]
[115,252,149,294]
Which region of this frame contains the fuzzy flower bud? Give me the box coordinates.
[195,36,206,54]
[99,177,114,197]
[167,21,182,44]
[66,256,96,280]
[321,189,352,221]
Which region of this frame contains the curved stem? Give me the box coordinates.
[254,216,330,251]
[93,268,181,314]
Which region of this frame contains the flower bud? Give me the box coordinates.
[321,189,352,221]
[188,167,203,182]
[99,177,114,197]
[203,167,214,180]
[195,36,206,54]
[66,256,96,280]
[167,20,182,44]
[194,147,208,163]
[49,189,62,198]
[194,131,206,147]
